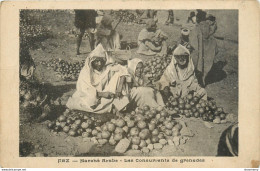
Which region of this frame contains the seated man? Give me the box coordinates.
[66,44,130,114]
[156,44,207,100]
[127,58,165,108]
[137,19,168,57]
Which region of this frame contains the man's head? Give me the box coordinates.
[173,44,190,68]
[146,19,157,32]
[101,15,114,28]
[91,57,106,71]
[135,62,144,77]
[175,54,189,68]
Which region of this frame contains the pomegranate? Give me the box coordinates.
[58,115,66,122]
[178,99,185,104]
[151,136,159,143]
[115,127,124,134]
[68,130,76,137]
[191,107,197,113]
[107,122,116,132]
[217,107,224,113]
[96,132,102,139]
[165,129,173,136]
[202,114,208,121]
[101,124,108,131]
[60,122,66,128]
[132,136,141,145]
[155,114,161,120]
[143,105,150,111]
[190,101,195,106]
[109,137,117,145]
[92,129,98,136]
[124,115,131,122]
[158,133,164,139]
[174,123,182,131]
[220,113,226,120]
[152,128,159,136]
[185,113,191,118]
[74,119,82,125]
[114,133,123,141]
[85,128,92,134]
[145,138,152,145]
[159,126,166,132]
[24,92,32,100]
[160,110,168,117]
[127,120,135,128]
[150,109,157,116]
[63,126,70,133]
[47,122,55,129]
[156,106,163,112]
[198,108,205,114]
[130,127,139,136]
[77,129,83,135]
[130,111,136,115]
[116,119,126,128]
[165,122,174,130]
[194,112,200,118]
[139,140,147,148]
[122,126,129,133]
[187,94,193,100]
[185,104,191,109]
[101,131,111,139]
[148,123,156,131]
[178,104,184,109]
[139,129,150,140]
[193,96,199,103]
[81,122,89,129]
[137,120,147,129]
[208,114,215,122]
[201,102,206,108]
[135,114,145,121]
[171,100,178,107]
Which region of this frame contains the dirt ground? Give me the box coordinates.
[20,10,238,157]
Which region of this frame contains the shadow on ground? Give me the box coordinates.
[206,61,227,86]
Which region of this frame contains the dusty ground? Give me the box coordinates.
[20,10,238,157]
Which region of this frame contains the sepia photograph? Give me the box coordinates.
[19,9,239,157]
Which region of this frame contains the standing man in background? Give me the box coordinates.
[74,10,98,55]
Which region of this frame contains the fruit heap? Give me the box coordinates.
[20,11,50,47]
[48,105,189,153]
[165,93,226,123]
[47,110,104,136]
[143,56,172,82]
[20,79,50,122]
[20,79,47,110]
[110,10,140,24]
[40,59,85,81]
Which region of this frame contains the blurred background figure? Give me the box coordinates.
[187,11,196,24]
[95,14,121,51]
[165,10,174,25]
[189,9,218,87]
[74,10,98,55]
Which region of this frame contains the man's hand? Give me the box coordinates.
[97,92,115,99]
[170,81,176,87]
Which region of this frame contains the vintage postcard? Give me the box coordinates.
[0,0,259,168]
